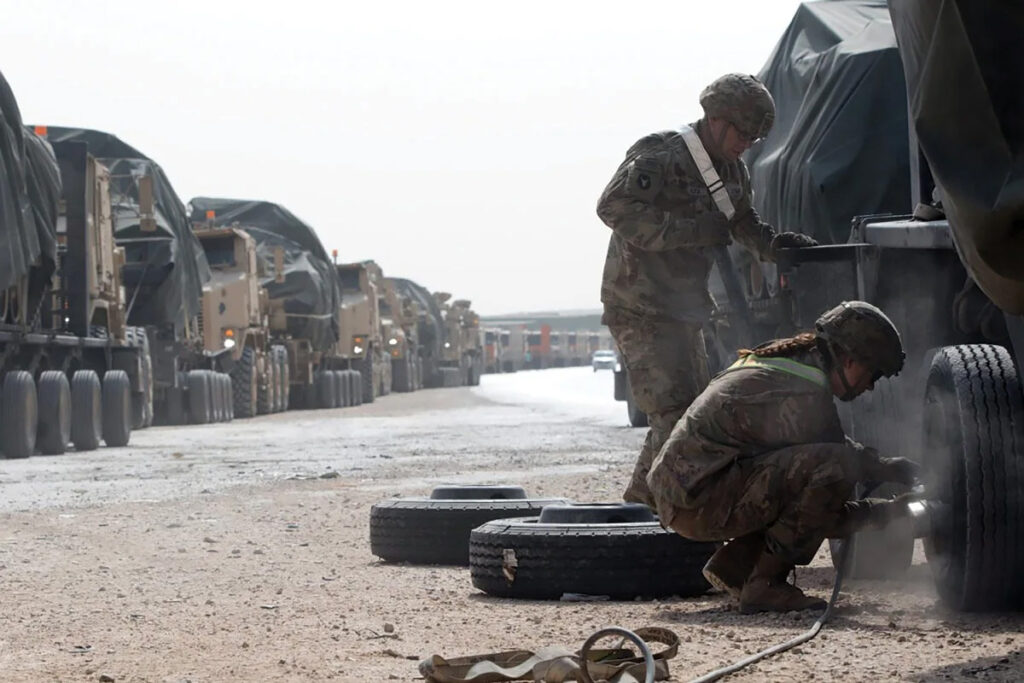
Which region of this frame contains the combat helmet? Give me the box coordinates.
[699,73,775,140]
[815,301,905,378]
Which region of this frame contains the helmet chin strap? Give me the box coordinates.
[826,341,858,401]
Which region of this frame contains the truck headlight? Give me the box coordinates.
[388,338,398,346]
[353,345,364,355]
[223,338,236,350]
[444,342,451,349]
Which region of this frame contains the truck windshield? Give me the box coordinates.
[200,235,236,268]
[337,268,362,292]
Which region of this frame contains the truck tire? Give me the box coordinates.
[469,504,714,600]
[231,347,258,418]
[71,370,102,451]
[101,370,132,447]
[391,356,409,393]
[357,357,376,404]
[370,488,569,565]
[330,370,348,407]
[625,390,648,428]
[2,371,38,459]
[219,373,232,422]
[922,344,1024,611]
[125,326,154,429]
[272,346,290,413]
[163,384,187,427]
[188,370,212,424]
[346,370,362,406]
[257,353,273,415]
[315,371,336,409]
[37,371,71,455]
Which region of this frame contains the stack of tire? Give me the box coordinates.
[1,368,132,458]
[313,369,363,410]
[369,487,714,601]
[185,370,234,424]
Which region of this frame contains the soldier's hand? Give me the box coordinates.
[770,232,818,251]
[878,457,921,486]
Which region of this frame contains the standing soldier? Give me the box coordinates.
[597,73,818,507]
[648,302,918,613]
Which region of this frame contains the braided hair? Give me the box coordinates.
[737,332,820,360]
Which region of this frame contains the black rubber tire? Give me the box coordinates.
[470,516,714,600]
[316,371,337,409]
[257,353,273,415]
[218,373,230,422]
[2,371,38,459]
[921,344,1024,611]
[347,370,363,406]
[626,390,648,428]
[225,373,235,421]
[357,357,376,403]
[231,347,258,418]
[101,370,132,447]
[71,370,102,451]
[37,371,71,455]
[371,496,568,565]
[430,485,527,500]
[209,371,222,423]
[188,370,211,424]
[125,326,154,429]
[272,346,289,413]
[332,370,349,408]
[392,355,411,393]
[163,384,187,427]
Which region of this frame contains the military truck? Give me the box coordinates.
[336,260,390,402]
[191,220,286,417]
[389,277,446,387]
[381,276,421,392]
[188,197,358,412]
[0,75,147,457]
[435,294,482,386]
[482,328,504,374]
[42,128,236,426]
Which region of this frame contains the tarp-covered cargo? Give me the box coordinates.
[40,127,211,334]
[746,0,910,245]
[0,70,60,296]
[390,277,443,358]
[188,197,341,351]
[890,0,1024,314]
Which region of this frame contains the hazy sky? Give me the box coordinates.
[3,0,804,315]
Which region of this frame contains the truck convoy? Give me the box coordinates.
[435,294,482,387]
[0,74,145,457]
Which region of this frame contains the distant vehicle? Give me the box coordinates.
[591,349,617,372]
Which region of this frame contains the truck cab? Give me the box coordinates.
[337,260,388,401]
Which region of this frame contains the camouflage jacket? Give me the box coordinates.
[647,348,882,516]
[597,120,777,323]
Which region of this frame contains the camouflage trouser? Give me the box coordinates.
[607,315,710,508]
[663,443,857,565]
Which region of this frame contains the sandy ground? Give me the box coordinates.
[0,367,1022,682]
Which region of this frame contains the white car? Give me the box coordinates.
[591,349,617,372]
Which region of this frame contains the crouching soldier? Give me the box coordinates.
[647,301,919,614]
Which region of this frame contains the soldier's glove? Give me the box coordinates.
[770,232,818,253]
[874,457,921,487]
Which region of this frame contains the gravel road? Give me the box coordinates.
[0,367,1021,682]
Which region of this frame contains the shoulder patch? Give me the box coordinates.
[626,155,664,200]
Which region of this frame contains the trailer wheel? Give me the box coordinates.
[187,370,211,424]
[125,327,154,429]
[392,356,409,393]
[217,373,229,422]
[37,371,71,455]
[2,371,38,459]
[469,504,713,600]
[356,357,376,403]
[922,344,1024,611]
[257,353,274,415]
[71,370,102,451]
[345,370,361,406]
[225,374,235,421]
[327,370,346,407]
[315,371,335,409]
[370,487,568,565]
[231,347,258,418]
[101,370,132,447]
[271,346,289,412]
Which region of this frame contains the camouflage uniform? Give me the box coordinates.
[598,120,778,506]
[647,348,887,565]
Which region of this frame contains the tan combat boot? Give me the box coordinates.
[702,532,764,599]
[738,551,827,615]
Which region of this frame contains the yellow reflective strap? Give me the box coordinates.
[726,355,828,388]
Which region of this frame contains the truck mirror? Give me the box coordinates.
[138,175,156,232]
[274,246,286,284]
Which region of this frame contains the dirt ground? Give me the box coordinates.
[1,368,1022,682]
